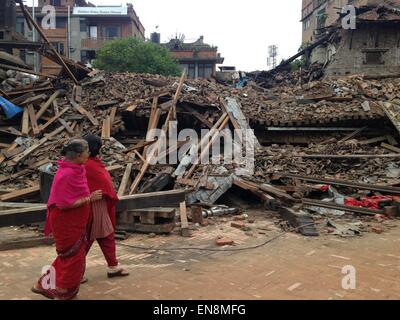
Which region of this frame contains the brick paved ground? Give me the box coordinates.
[1,210,400,300]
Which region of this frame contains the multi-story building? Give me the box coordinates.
[301,0,400,45]
[304,1,400,76]
[162,36,225,79]
[15,0,145,75]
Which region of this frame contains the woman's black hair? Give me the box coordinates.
[83,134,102,158]
[61,139,88,159]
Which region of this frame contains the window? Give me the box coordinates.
[50,0,61,6]
[80,19,88,33]
[316,8,327,29]
[51,42,65,56]
[363,50,385,65]
[198,63,213,78]
[56,18,66,29]
[188,64,195,79]
[103,26,121,39]
[303,18,310,31]
[16,17,25,35]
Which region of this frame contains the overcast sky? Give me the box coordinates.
[28,0,302,71]
[88,0,303,71]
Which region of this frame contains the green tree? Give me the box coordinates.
[93,38,181,76]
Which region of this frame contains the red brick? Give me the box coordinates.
[231,221,246,229]
[216,238,234,246]
[234,216,246,221]
[371,227,384,234]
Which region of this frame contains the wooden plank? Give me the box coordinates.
[21,107,29,136]
[185,115,230,178]
[117,190,186,212]
[359,136,388,146]
[97,100,119,108]
[119,222,175,234]
[126,140,157,153]
[0,143,17,165]
[58,118,74,134]
[70,100,99,126]
[7,86,54,97]
[19,94,47,106]
[0,143,11,149]
[179,201,190,237]
[171,70,187,120]
[73,85,82,103]
[10,125,66,164]
[35,90,62,120]
[39,107,69,132]
[0,237,54,252]
[3,146,25,159]
[0,185,40,202]
[130,99,175,194]
[130,208,176,219]
[52,98,59,114]
[0,202,46,209]
[175,113,228,178]
[296,154,400,159]
[0,63,56,79]
[140,211,155,225]
[0,89,9,99]
[118,163,133,197]
[126,104,138,112]
[381,143,400,154]
[104,116,111,139]
[0,205,47,228]
[134,150,146,163]
[338,127,367,144]
[143,109,161,158]
[176,178,215,190]
[27,104,39,136]
[0,159,51,183]
[106,165,124,173]
[109,106,117,126]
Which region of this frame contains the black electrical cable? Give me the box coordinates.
[117,223,315,253]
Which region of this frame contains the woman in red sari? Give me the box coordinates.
[83,134,129,279]
[32,139,102,300]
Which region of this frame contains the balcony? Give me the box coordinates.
[81,37,119,50]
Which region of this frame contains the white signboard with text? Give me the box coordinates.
[73,7,128,16]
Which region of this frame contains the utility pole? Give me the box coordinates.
[267,45,278,70]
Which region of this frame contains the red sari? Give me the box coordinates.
[85,157,119,267]
[37,160,90,300]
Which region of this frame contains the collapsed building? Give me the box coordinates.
[311,3,400,77]
[1,2,400,249]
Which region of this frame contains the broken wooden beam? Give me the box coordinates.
[36,90,63,119]
[0,185,40,202]
[381,143,400,154]
[117,190,186,212]
[179,201,190,237]
[117,163,133,197]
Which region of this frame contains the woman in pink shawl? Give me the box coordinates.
[31,139,102,300]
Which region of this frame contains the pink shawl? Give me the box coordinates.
[45,159,90,236]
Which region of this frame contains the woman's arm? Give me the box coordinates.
[58,190,103,211]
[58,197,90,211]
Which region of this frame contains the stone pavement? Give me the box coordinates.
[1,211,400,300]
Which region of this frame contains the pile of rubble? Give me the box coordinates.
[1,62,400,238]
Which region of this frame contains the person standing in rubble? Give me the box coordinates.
[83,134,129,279]
[32,139,103,300]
